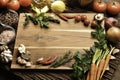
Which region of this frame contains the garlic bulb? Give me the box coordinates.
[0,49,12,63]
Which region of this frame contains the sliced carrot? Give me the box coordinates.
[96,59,105,80]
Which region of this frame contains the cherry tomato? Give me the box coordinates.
[107,1,120,15]
[7,0,20,11]
[75,15,81,22]
[19,0,31,7]
[81,15,87,22]
[84,19,90,26]
[0,0,9,7]
[91,20,97,29]
[93,1,107,13]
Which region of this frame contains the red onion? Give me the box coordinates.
[105,17,118,29]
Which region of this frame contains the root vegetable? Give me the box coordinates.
[86,71,90,80]
[107,27,120,43]
[90,63,96,80]
[96,59,105,80]
[100,54,111,79]
[105,17,118,29]
[94,65,98,80]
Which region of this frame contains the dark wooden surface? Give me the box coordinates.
[0,0,120,80]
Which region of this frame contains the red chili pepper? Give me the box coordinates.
[45,56,58,64]
[38,56,58,65]
[37,57,52,64]
[62,14,75,19]
[57,14,68,21]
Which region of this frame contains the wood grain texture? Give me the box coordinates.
[11,13,104,69]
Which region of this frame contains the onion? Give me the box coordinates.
[107,27,120,43]
[105,17,118,29]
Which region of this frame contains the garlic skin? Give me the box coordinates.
[0,49,12,63]
[18,44,26,53]
[17,44,32,67]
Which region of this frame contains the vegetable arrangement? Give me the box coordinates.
[72,50,93,80]
[72,24,115,80]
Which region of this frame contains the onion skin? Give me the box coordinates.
[105,17,118,29]
[107,27,120,43]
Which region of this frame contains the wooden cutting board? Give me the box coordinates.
[11,13,104,69]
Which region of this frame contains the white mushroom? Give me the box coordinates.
[94,13,104,22]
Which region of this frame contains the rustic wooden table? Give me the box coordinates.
[0,0,120,80]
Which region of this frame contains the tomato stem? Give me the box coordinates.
[112,1,116,5]
[98,0,102,3]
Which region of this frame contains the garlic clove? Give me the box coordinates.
[25,62,32,67]
[112,48,120,55]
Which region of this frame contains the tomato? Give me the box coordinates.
[81,15,87,21]
[7,0,20,11]
[107,1,120,15]
[93,1,107,13]
[19,0,31,7]
[0,0,9,7]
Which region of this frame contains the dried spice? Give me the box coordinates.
[0,9,18,27]
[0,30,15,44]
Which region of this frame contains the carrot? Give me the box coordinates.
[94,65,98,80]
[90,63,96,80]
[86,71,90,80]
[96,59,105,80]
[100,53,111,79]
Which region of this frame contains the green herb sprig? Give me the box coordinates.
[72,50,93,80]
[23,13,60,29]
[50,51,73,68]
